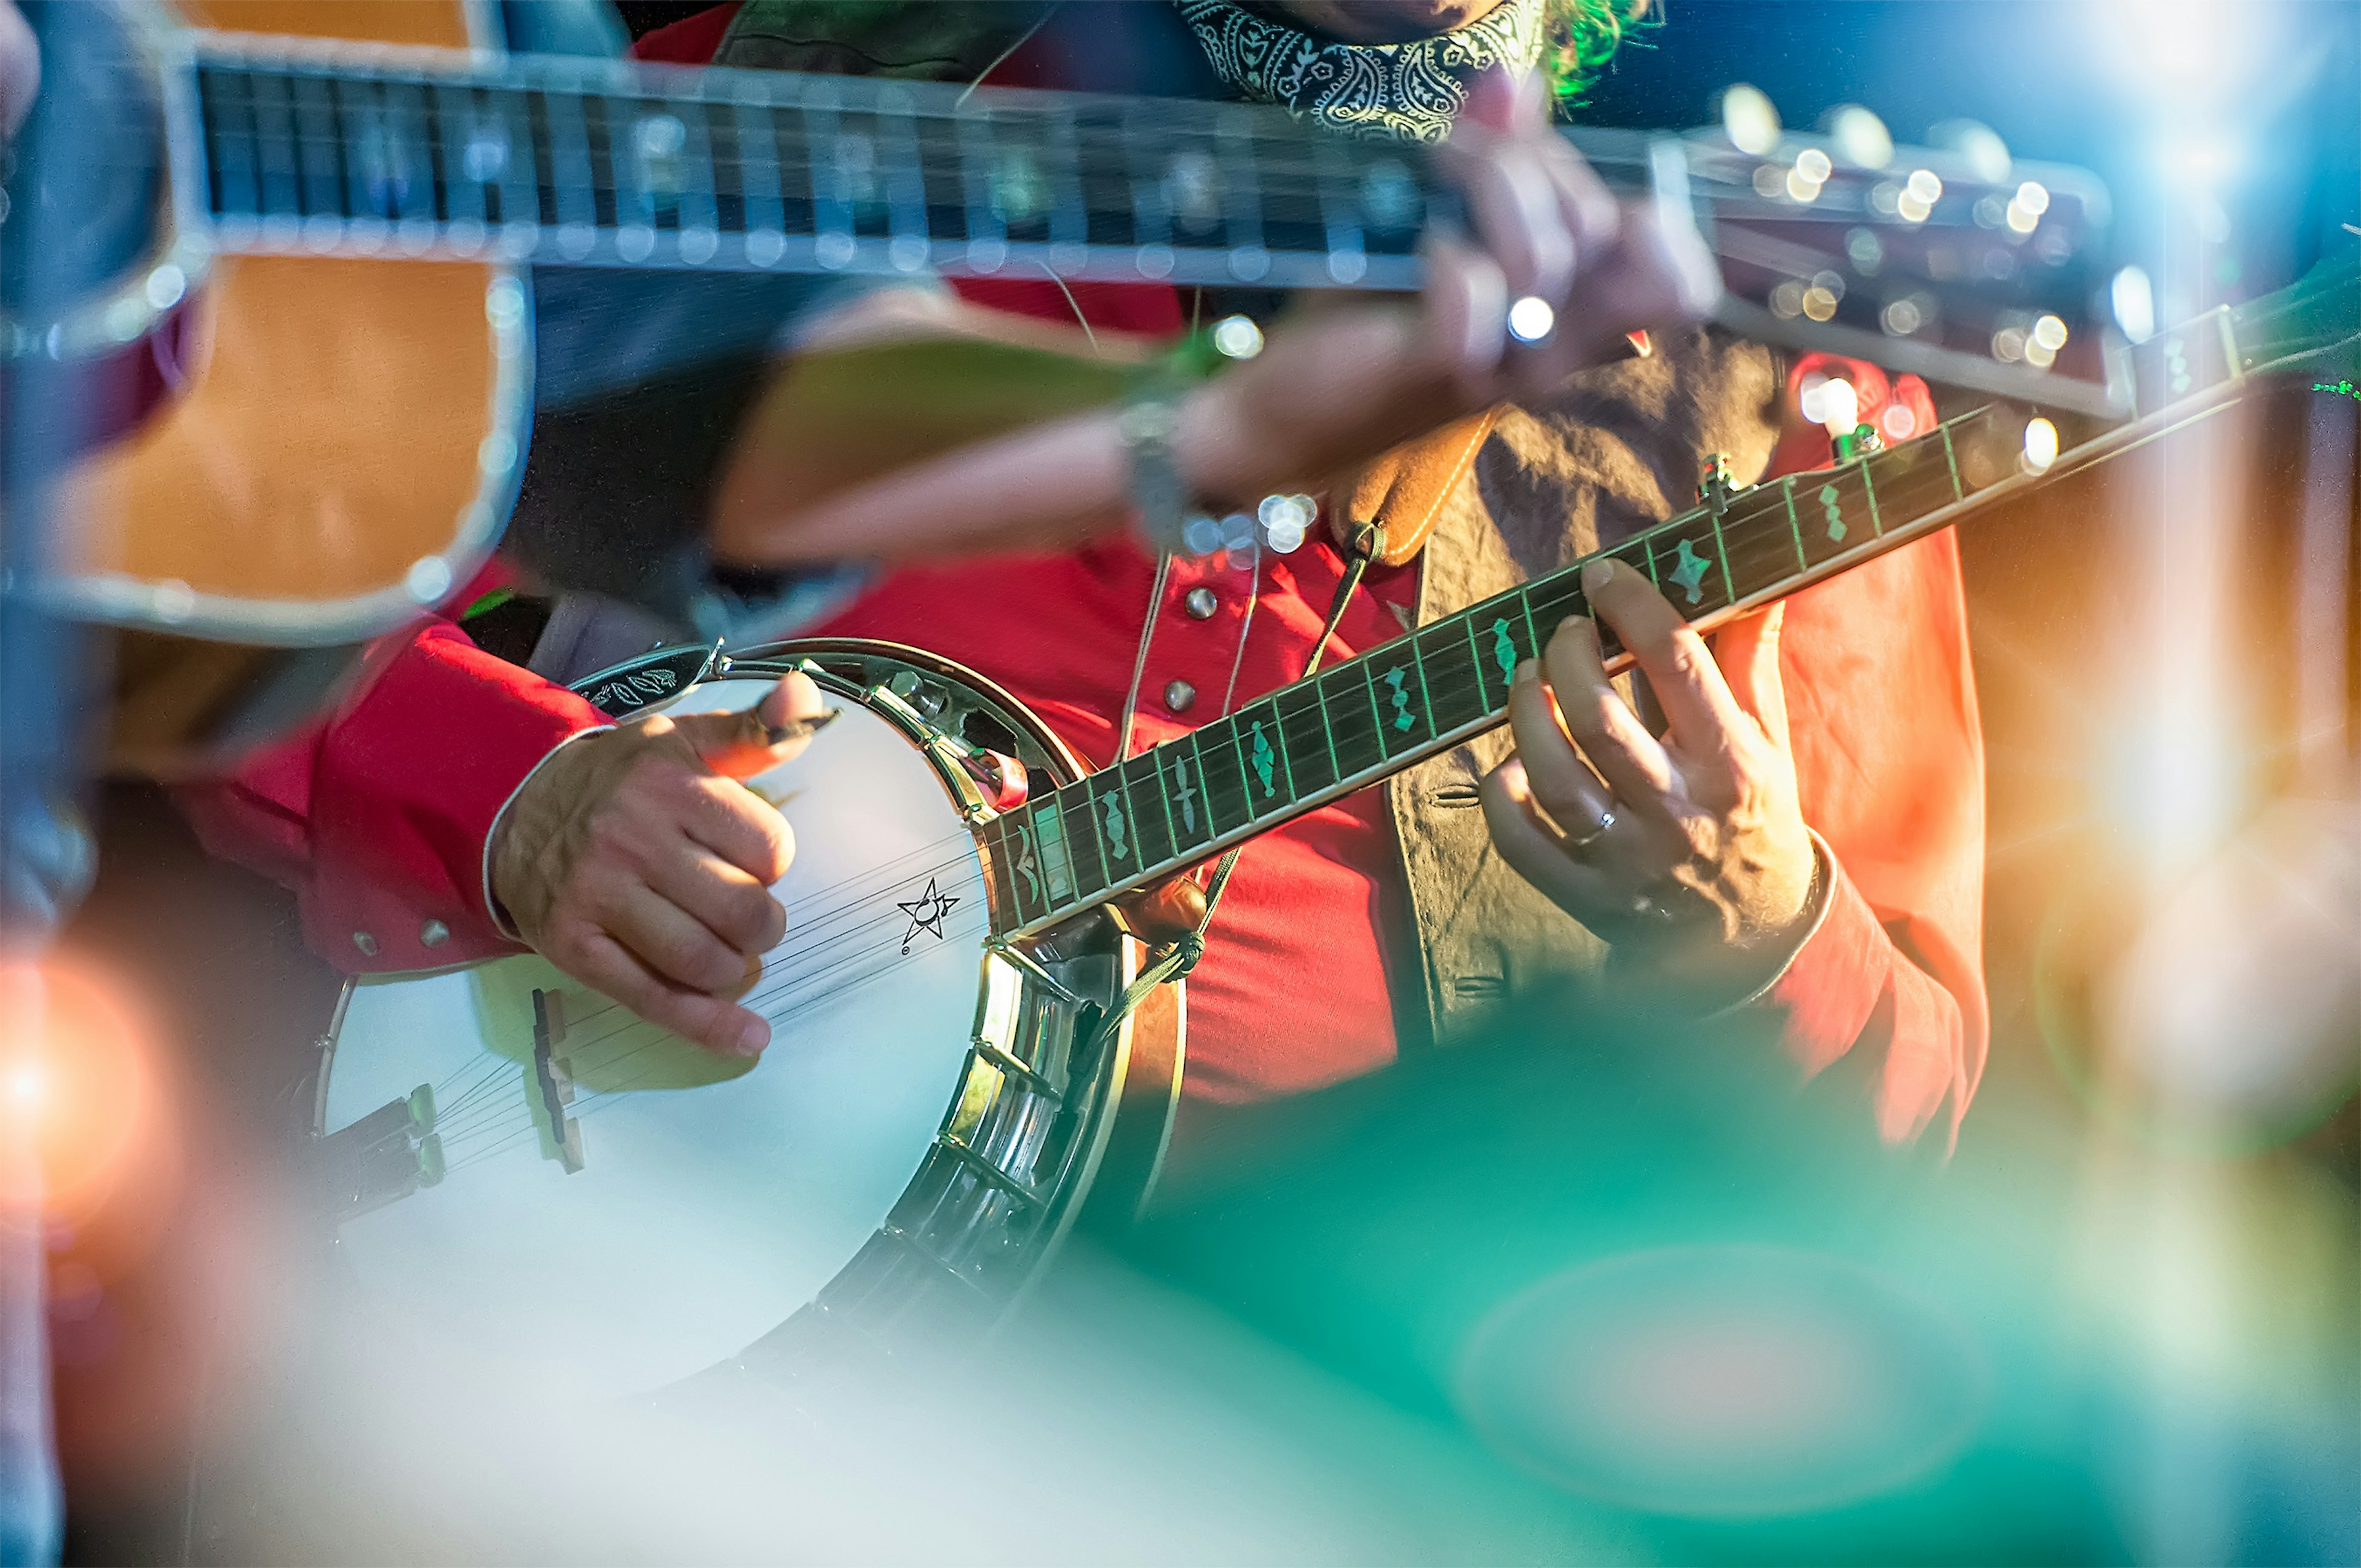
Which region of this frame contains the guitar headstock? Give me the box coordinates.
[1635,117,2118,415]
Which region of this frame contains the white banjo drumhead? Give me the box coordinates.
[323,679,990,1395]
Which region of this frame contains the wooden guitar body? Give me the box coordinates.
[50,1,523,650]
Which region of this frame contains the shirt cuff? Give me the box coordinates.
[480,723,613,941]
[1739,835,1899,1078]
[1706,829,1837,1018]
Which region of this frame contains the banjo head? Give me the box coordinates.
[316,641,1150,1398]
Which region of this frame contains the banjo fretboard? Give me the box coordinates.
[978,235,2361,937]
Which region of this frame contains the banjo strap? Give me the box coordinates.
[1082,521,1383,1071]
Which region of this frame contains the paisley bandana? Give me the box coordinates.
[1174,0,1546,143]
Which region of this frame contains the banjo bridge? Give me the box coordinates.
[531,988,585,1175]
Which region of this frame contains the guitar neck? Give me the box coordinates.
[981,243,2361,938]
[183,37,1552,290]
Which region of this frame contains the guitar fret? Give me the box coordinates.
[1414,620,1487,736]
[1781,478,1808,571]
[1030,795,1075,907]
[1211,108,1268,282]
[1273,686,1335,800]
[1719,492,1803,606]
[874,89,933,272]
[543,84,598,250]
[733,92,787,262]
[675,98,725,256]
[431,81,489,234]
[1192,718,1254,833]
[251,65,301,221]
[291,72,346,220]
[202,66,259,219]
[1118,749,1179,870]
[1058,782,1110,897]
[981,816,1022,926]
[1316,662,1385,784]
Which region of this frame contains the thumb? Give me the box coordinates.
[1714,603,1790,749]
[673,672,836,780]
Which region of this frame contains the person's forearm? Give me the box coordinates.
[709,302,1466,565]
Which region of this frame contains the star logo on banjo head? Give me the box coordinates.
[896,877,961,955]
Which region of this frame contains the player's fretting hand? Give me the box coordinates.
[1481,559,1819,1006]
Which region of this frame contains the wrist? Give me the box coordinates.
[482,724,609,939]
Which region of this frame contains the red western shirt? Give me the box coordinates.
[173,18,1987,1149]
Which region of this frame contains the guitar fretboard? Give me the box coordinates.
[185,39,1505,290]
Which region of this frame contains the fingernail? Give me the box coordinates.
[1514,658,1538,685]
[764,707,841,747]
[735,1017,770,1055]
[1581,559,1613,593]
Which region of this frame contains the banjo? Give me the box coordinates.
[312,249,2358,1400]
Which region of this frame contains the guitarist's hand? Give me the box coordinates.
[1480,559,1819,1007]
[712,69,1715,564]
[489,674,829,1057]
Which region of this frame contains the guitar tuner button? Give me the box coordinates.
[1163,679,1197,714]
[1184,588,1219,620]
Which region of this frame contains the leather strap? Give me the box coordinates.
[1327,407,1504,568]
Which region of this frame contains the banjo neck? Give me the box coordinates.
[978,249,2361,940]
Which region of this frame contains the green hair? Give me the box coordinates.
[1538,0,1653,104]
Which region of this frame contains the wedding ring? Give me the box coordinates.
[1567,808,1616,852]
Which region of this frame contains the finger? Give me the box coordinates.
[1420,232,1509,388]
[1579,557,1749,751]
[676,673,839,779]
[1534,124,1619,268]
[646,843,788,959]
[561,929,771,1057]
[603,880,756,996]
[1713,602,1790,751]
[1505,658,1617,838]
[1441,108,1573,313]
[1480,756,1627,921]
[1538,613,1679,813]
[1517,207,1715,389]
[674,772,797,886]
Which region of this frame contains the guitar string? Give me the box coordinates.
[188,72,1861,238]
[421,839,984,1140]
[422,819,975,1101]
[432,902,991,1170]
[423,889,973,1149]
[416,843,992,1146]
[417,827,983,1124]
